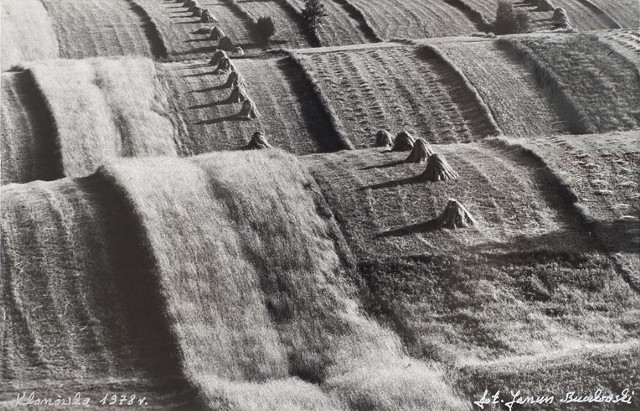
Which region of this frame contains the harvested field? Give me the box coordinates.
[39,0,156,59]
[1,150,473,410]
[305,140,640,404]
[599,29,640,64]
[590,0,639,29]
[348,0,477,40]
[158,57,341,154]
[1,175,204,409]
[22,58,180,179]
[133,0,253,59]
[552,0,622,30]
[1,72,61,185]
[236,0,311,48]
[508,131,640,290]
[502,34,640,134]
[0,0,58,70]
[294,44,498,148]
[437,39,568,137]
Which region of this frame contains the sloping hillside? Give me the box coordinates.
[304,137,640,406]
[347,0,477,40]
[39,0,158,59]
[500,33,640,134]
[591,0,639,29]
[436,39,568,137]
[158,56,343,155]
[1,175,204,410]
[293,43,499,148]
[1,150,471,410]
[1,58,181,185]
[0,0,59,70]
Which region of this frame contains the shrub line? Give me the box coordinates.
[275,0,322,47]
[330,0,383,43]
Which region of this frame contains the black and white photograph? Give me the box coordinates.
[0,0,638,409]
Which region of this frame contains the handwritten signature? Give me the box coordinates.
[474,388,634,410]
[15,392,149,407]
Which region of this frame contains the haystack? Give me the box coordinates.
[245,131,272,150]
[224,71,245,88]
[201,9,217,23]
[232,47,245,56]
[536,0,554,11]
[436,199,477,229]
[213,56,232,74]
[421,153,458,182]
[219,36,234,51]
[552,7,571,28]
[405,138,434,163]
[193,26,214,35]
[391,130,415,152]
[209,26,226,41]
[237,99,259,120]
[192,6,203,17]
[209,50,227,66]
[227,84,247,104]
[374,129,393,147]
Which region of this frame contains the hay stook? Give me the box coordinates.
[374,129,394,147]
[421,153,458,182]
[405,139,434,163]
[244,131,272,150]
[436,199,477,229]
[391,130,415,152]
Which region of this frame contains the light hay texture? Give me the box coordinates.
[422,153,459,182]
[244,131,272,150]
[391,130,415,152]
[25,58,181,178]
[536,0,554,11]
[436,199,477,229]
[226,84,247,104]
[405,138,434,163]
[237,99,260,120]
[1,0,59,70]
[374,129,394,147]
[99,150,470,410]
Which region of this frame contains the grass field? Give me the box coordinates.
[1,175,204,409]
[598,29,640,65]
[24,58,180,179]
[0,0,59,71]
[39,0,156,59]
[591,0,639,29]
[294,44,499,148]
[437,39,568,137]
[347,0,477,40]
[42,150,468,410]
[305,138,640,406]
[508,131,640,290]
[501,33,640,134]
[157,56,342,154]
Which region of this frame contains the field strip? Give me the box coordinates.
[1,176,206,408]
[552,0,621,30]
[436,40,567,137]
[329,0,383,42]
[39,0,155,59]
[590,0,639,28]
[442,0,492,32]
[1,71,62,185]
[1,0,59,70]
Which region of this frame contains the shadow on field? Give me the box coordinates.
[362,175,421,191]
[361,159,408,170]
[377,219,441,237]
[195,115,247,125]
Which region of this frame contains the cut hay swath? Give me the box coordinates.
[293,44,498,148]
[39,0,156,59]
[436,39,568,137]
[502,34,640,134]
[348,0,477,40]
[158,56,342,155]
[304,141,639,398]
[1,149,471,410]
[13,58,182,181]
[0,0,58,70]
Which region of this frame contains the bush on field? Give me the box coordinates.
[493,0,530,34]
[302,0,326,35]
[254,16,276,43]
